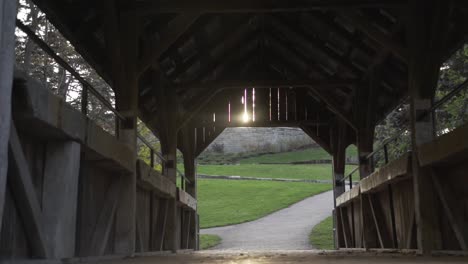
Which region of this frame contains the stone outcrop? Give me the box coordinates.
[205,127,316,154]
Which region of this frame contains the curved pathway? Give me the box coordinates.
[201,190,333,250]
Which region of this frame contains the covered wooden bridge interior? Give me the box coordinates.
[1,0,468,262]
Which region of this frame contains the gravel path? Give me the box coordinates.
[201,190,333,250]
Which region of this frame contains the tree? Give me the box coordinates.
[16,0,117,134]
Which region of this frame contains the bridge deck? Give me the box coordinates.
[69,251,468,264]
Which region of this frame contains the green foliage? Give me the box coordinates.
[309,216,334,250]
[198,179,331,228]
[199,234,221,250]
[137,120,164,172]
[16,0,117,134]
[372,45,468,167]
[435,44,468,134]
[196,164,357,181]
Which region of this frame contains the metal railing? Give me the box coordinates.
[338,166,359,190]
[365,132,403,169]
[16,19,191,190]
[365,76,468,171]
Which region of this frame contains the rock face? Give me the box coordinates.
[205,127,317,154]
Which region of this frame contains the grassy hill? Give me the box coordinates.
[197,145,357,165]
[240,145,357,164]
[198,179,331,228]
[196,164,357,181]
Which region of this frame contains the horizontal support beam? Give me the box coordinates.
[177,188,197,211]
[128,0,406,14]
[195,120,328,128]
[176,79,358,92]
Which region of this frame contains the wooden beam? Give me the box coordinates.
[408,0,450,254]
[339,207,353,248]
[0,0,16,231]
[138,12,201,75]
[153,198,169,251]
[167,15,249,80]
[176,79,357,93]
[8,122,49,258]
[42,141,81,258]
[178,82,229,131]
[258,34,359,131]
[431,170,468,251]
[331,120,347,200]
[128,0,406,14]
[195,126,225,157]
[179,17,257,84]
[178,189,197,211]
[300,125,332,154]
[87,176,123,256]
[268,15,362,77]
[361,194,379,248]
[335,9,408,62]
[197,120,328,128]
[264,32,330,79]
[368,195,393,248]
[306,89,357,131]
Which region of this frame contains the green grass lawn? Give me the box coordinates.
[199,234,221,250]
[198,179,331,228]
[239,145,357,164]
[309,216,334,250]
[196,164,357,181]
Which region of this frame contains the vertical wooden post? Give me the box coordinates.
[357,128,374,179]
[407,0,450,254]
[357,127,378,249]
[330,121,347,248]
[154,76,181,252]
[180,125,198,250]
[331,121,347,199]
[0,0,17,232]
[102,0,139,254]
[42,141,81,258]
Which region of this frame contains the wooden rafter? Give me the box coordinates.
[127,0,406,14]
[167,15,249,80]
[257,33,358,130]
[138,12,202,75]
[178,38,258,102]
[306,89,357,131]
[264,33,330,79]
[334,9,408,62]
[268,14,362,77]
[176,79,358,93]
[177,16,257,84]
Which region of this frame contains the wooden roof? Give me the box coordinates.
[32,0,468,150]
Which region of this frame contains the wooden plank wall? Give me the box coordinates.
[336,178,421,250]
[77,162,119,256]
[135,177,196,253]
[0,133,47,258]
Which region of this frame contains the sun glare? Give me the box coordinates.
[242,112,250,123]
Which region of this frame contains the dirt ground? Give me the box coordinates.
[87,250,468,264]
